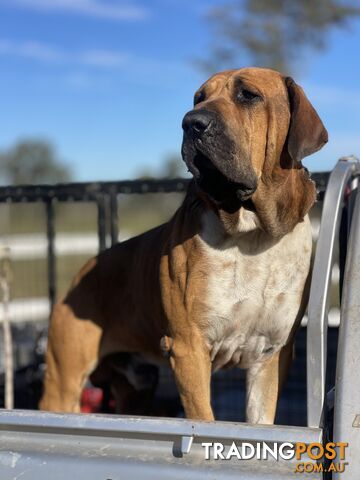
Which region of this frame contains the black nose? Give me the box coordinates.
[182,109,215,137]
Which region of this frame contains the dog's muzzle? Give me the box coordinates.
[181,109,257,210]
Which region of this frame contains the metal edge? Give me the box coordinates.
[0,410,322,445]
[307,157,360,428]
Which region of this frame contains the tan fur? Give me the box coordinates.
[40,68,327,423]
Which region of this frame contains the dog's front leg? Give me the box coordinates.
[245,342,293,424]
[166,332,214,421]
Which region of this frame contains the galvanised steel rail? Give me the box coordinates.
[307,158,360,428]
[333,175,360,479]
[0,410,322,480]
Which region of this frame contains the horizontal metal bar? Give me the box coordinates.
[0,411,323,480]
[0,410,322,445]
[0,178,191,202]
[0,173,329,203]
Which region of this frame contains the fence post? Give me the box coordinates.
[45,198,56,311]
[0,246,14,409]
[97,194,107,252]
[109,189,119,246]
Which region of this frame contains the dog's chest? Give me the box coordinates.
[198,211,312,370]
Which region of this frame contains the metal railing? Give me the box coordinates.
[307,157,360,428]
[0,168,347,427]
[0,173,329,310]
[333,174,360,479]
[0,409,322,479]
[0,178,190,309]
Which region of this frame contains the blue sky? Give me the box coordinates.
[0,0,359,181]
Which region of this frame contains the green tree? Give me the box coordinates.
[200,0,360,73]
[0,140,72,185]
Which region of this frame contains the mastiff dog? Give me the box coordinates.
[40,68,328,423]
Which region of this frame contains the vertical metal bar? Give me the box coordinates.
[307,159,359,428]
[45,198,56,311]
[348,176,359,231]
[97,194,107,252]
[333,185,360,480]
[0,246,14,409]
[339,177,359,301]
[109,190,119,246]
[339,204,348,302]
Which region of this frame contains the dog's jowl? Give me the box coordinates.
[40,68,328,424]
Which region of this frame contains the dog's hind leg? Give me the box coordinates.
[39,301,102,413]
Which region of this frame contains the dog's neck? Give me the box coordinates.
[182,180,263,238]
[182,166,315,240]
[253,166,316,238]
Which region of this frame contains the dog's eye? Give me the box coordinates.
[194,90,206,106]
[237,89,261,103]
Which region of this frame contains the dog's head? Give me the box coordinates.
[181,68,328,236]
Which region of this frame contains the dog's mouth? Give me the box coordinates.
[189,149,256,213]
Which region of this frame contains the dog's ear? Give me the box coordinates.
[254,78,326,237]
[285,77,328,165]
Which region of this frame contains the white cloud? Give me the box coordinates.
[0,39,65,63]
[0,0,148,21]
[0,38,129,68]
[0,37,196,89]
[0,37,195,92]
[80,49,129,67]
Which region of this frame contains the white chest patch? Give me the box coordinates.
[199,210,312,371]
